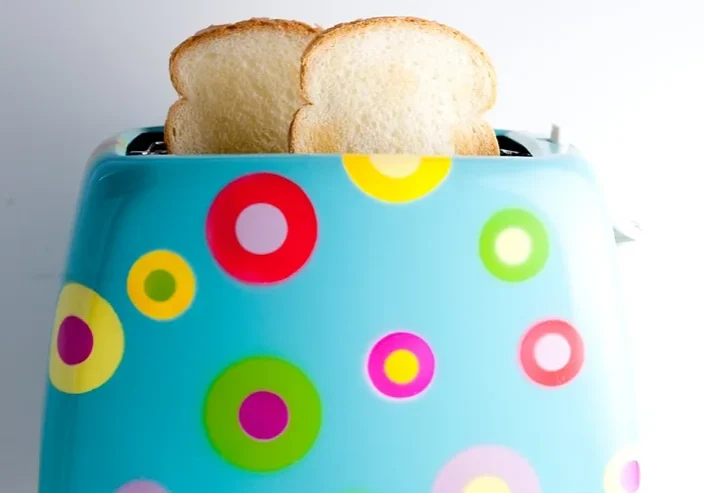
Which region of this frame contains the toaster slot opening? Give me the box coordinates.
[496,135,532,157]
[124,131,533,157]
[126,132,167,156]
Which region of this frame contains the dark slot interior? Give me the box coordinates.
[125,131,533,157]
[126,132,168,155]
[495,135,532,157]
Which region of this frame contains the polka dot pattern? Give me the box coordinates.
[604,446,640,493]
[432,445,541,493]
[343,154,451,203]
[127,250,196,321]
[479,208,549,282]
[206,172,318,284]
[203,356,322,472]
[520,320,584,387]
[367,332,435,399]
[43,156,636,492]
[49,282,124,394]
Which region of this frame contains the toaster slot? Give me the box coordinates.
[126,132,167,156]
[497,135,532,157]
[124,131,533,157]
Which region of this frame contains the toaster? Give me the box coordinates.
[38,126,641,493]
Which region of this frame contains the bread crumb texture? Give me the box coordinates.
[291,16,499,156]
[166,18,319,154]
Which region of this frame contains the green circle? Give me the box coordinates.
[144,269,176,302]
[479,208,549,282]
[203,356,322,472]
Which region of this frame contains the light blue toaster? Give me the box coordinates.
[38,127,641,493]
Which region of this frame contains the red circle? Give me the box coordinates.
[519,319,584,387]
[206,173,318,284]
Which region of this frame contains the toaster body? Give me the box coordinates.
[38,128,640,493]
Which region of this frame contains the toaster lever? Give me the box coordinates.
[613,220,642,244]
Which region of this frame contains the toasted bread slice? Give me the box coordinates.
[166,18,320,154]
[289,16,499,156]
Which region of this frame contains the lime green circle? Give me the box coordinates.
[203,356,322,472]
[479,208,549,282]
[143,269,176,302]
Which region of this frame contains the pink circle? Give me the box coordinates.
[519,319,584,387]
[116,479,168,493]
[238,391,289,440]
[621,460,640,492]
[57,315,94,365]
[533,333,571,371]
[367,332,435,399]
[235,203,288,255]
[432,445,540,493]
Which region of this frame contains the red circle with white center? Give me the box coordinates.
[519,319,584,387]
[206,173,318,284]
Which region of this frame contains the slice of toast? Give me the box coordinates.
[289,17,499,156]
[166,18,319,154]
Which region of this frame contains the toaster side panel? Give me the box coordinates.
[38,153,639,493]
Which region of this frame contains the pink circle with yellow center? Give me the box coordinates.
[604,445,640,493]
[367,331,435,399]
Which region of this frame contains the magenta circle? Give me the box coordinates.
[621,460,640,492]
[116,479,168,493]
[57,315,94,365]
[238,391,289,440]
[367,332,435,399]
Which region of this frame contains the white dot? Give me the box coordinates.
[494,227,532,266]
[235,203,288,255]
[369,155,422,178]
[534,334,571,371]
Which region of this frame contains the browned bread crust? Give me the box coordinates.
[165,18,320,153]
[289,16,499,155]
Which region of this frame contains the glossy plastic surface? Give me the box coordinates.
[38,128,640,493]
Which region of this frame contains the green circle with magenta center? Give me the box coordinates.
[479,208,549,282]
[144,269,176,302]
[203,356,322,472]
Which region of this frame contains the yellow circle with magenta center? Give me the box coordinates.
[463,476,512,493]
[343,154,451,203]
[49,282,124,394]
[384,349,419,384]
[127,249,196,321]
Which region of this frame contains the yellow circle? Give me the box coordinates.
[49,282,124,394]
[384,349,419,384]
[127,250,196,321]
[463,476,512,493]
[370,154,422,178]
[343,154,451,203]
[604,445,639,493]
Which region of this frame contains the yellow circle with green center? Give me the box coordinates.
[144,269,176,302]
[479,209,549,282]
[127,250,196,320]
[384,349,419,384]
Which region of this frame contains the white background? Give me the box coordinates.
[1,0,702,491]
